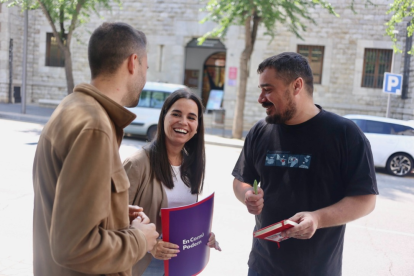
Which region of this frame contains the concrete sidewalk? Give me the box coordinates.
[0,103,245,148]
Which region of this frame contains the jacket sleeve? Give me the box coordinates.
[49,129,147,274]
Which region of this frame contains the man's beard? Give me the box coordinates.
[124,93,140,108]
[264,90,296,124]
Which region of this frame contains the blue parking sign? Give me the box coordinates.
[383,72,403,95]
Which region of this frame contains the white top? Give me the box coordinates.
[163,165,197,208]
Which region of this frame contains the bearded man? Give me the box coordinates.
[232,52,378,276]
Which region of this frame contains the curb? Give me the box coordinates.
[204,140,243,149]
[0,113,244,149]
[0,112,49,125]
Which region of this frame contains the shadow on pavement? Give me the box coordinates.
[375,167,414,201]
[375,167,414,178]
[18,128,43,136]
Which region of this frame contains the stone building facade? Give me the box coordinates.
[0,0,413,131]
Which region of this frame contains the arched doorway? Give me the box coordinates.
[201,52,226,108]
[184,38,226,107]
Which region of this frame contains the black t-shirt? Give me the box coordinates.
[232,107,378,276]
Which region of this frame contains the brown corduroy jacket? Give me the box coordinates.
[123,149,168,276]
[33,83,147,276]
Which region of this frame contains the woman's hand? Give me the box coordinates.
[207,232,221,251]
[151,240,180,260]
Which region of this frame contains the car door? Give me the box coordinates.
[363,120,397,167]
[390,123,414,158]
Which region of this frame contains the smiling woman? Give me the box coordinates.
[163,97,199,160]
[123,89,221,276]
[149,89,205,192]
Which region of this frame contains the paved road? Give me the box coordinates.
[0,119,413,276]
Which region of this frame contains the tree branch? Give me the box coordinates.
[244,15,252,50]
[36,0,66,51]
[66,0,87,46]
[251,10,261,49]
[59,5,65,38]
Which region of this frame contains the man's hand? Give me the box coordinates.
[244,187,264,215]
[233,178,265,215]
[283,212,319,240]
[129,205,143,224]
[151,240,180,260]
[129,205,150,224]
[131,218,158,251]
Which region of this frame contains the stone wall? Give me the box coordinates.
[204,0,414,131]
[0,5,23,103]
[0,0,413,130]
[399,18,414,120]
[1,0,214,102]
[0,3,7,102]
[226,0,414,131]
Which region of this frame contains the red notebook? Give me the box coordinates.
[253,220,298,243]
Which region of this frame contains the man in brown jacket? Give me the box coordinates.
[32,22,158,276]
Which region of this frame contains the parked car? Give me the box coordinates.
[344,114,414,177]
[125,82,187,140]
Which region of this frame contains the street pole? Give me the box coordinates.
[21,9,28,114]
[386,94,391,118]
[8,39,13,104]
[386,30,399,118]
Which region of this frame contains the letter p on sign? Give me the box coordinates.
[383,72,403,95]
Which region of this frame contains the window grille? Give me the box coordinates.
[361,49,393,88]
[297,45,324,84]
[45,33,66,67]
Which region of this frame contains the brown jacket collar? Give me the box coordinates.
[74,83,136,128]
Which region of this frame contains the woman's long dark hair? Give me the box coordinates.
[145,88,205,194]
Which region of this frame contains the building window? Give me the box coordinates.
[361,48,392,88]
[45,33,66,67]
[297,45,324,84]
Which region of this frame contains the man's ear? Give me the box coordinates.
[127,53,138,74]
[293,78,304,96]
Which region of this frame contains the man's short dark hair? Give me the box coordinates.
[257,52,314,95]
[88,22,147,79]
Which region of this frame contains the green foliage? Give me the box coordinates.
[0,0,120,39]
[348,0,375,14]
[1,0,122,94]
[386,0,414,55]
[199,0,339,44]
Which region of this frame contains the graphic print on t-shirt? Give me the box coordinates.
[265,151,312,169]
